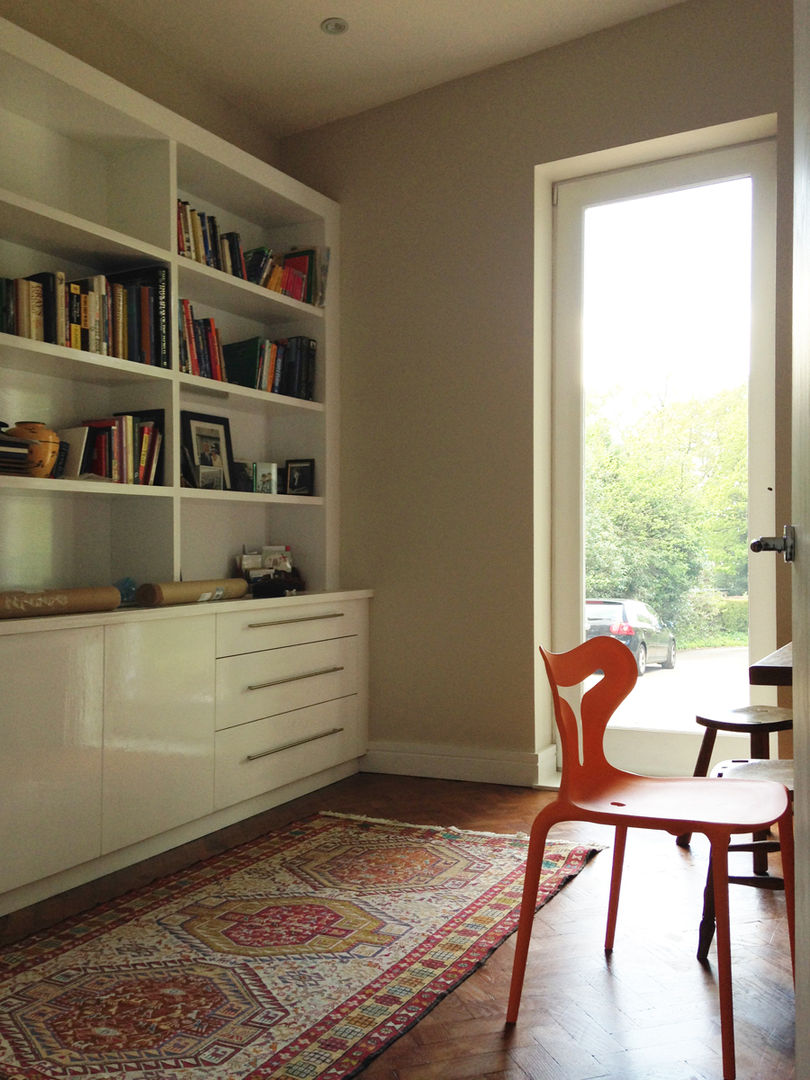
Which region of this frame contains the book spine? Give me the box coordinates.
[191,210,205,265]
[155,267,168,367]
[139,286,151,364]
[55,271,66,347]
[146,429,162,485]
[176,199,186,256]
[68,282,82,348]
[0,278,15,334]
[28,280,44,341]
[181,299,199,375]
[51,440,69,479]
[14,279,30,338]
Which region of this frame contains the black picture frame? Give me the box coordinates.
[285,458,315,496]
[181,411,235,490]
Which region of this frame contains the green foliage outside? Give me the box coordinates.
[585,384,748,650]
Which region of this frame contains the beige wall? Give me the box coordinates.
[279,0,794,768]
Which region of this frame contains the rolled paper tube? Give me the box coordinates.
[135,578,248,607]
[0,585,121,619]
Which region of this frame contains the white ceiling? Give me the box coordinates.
[88,0,687,138]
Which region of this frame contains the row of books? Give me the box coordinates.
[60,409,164,485]
[176,200,328,306]
[0,265,169,367]
[178,299,225,380]
[177,200,248,278]
[245,245,329,306]
[222,335,316,400]
[178,302,316,400]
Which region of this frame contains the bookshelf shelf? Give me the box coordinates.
[0,17,340,596]
[0,333,173,385]
[179,487,324,506]
[176,255,323,325]
[0,189,170,269]
[0,473,175,497]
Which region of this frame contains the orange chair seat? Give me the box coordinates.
[569,772,789,832]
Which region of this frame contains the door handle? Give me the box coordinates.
[750,524,795,562]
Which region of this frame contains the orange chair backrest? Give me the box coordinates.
[540,637,638,794]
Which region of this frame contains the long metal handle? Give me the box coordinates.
[245,726,344,761]
[246,613,344,629]
[246,665,344,691]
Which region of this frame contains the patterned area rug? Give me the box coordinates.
[0,813,598,1080]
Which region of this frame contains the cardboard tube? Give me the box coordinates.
[0,586,121,619]
[135,578,248,607]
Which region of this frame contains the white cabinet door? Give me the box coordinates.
[103,616,215,853]
[0,626,103,893]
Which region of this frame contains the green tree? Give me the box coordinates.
[585,383,747,629]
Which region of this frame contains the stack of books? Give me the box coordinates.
[0,428,31,475]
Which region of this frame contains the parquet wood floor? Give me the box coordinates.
[0,774,794,1079]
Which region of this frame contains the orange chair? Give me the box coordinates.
[506,637,794,1080]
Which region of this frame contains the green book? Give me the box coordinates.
[222,336,264,389]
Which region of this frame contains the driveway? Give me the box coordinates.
[608,646,751,732]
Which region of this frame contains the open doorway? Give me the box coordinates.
[550,140,777,771]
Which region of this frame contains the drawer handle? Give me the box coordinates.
[245,727,344,761]
[246,613,344,629]
[246,665,344,691]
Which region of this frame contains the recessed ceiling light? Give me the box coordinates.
[320,17,348,35]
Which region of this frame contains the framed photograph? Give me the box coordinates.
[181,411,235,490]
[285,458,315,496]
[197,465,223,490]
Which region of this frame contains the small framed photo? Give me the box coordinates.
[197,464,223,489]
[285,458,315,496]
[181,411,235,490]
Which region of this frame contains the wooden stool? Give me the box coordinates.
[676,704,793,868]
[697,757,794,960]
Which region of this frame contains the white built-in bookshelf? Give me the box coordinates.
[0,17,340,595]
[0,19,373,916]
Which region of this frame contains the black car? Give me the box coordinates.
[585,598,675,675]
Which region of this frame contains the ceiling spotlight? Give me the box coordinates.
[320,16,348,35]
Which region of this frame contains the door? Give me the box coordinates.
[552,141,777,774]
[791,0,810,1067]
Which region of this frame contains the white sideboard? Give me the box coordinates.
[0,591,370,916]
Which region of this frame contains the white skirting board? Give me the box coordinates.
[361,741,559,789]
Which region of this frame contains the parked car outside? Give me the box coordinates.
[585,598,676,675]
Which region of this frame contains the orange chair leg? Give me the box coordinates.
[710,839,735,1080]
[506,812,554,1023]
[605,824,627,952]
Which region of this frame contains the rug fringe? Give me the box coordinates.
[318,811,534,840]
[318,812,607,852]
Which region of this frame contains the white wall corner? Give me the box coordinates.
[361,740,559,789]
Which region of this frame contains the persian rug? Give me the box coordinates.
[0,813,598,1080]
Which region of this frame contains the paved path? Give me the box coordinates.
[608,645,752,732]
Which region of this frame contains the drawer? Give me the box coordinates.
[214,697,361,808]
[216,636,357,730]
[217,601,362,657]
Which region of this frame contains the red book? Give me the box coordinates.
[181,299,199,375]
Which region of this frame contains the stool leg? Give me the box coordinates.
[677,727,717,848]
[750,730,770,875]
[697,855,716,960]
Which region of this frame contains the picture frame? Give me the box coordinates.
[197,464,223,490]
[285,458,315,496]
[181,411,235,490]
